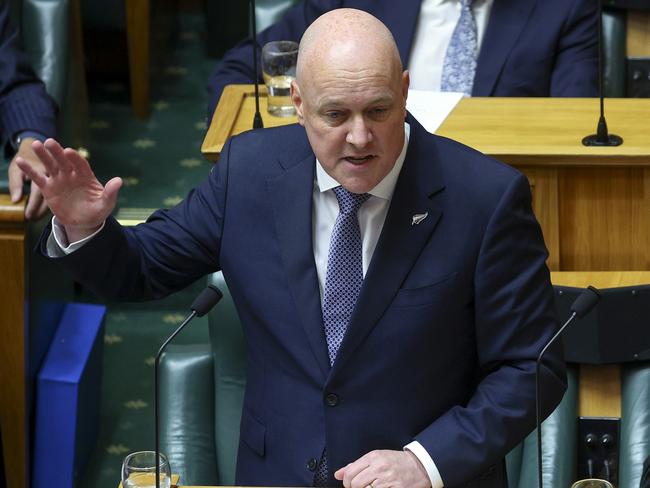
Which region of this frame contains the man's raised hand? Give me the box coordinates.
[15,139,122,243]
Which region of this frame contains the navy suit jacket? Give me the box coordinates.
[0,0,56,156]
[207,0,598,118]
[43,115,566,487]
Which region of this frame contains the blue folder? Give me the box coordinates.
[32,303,106,488]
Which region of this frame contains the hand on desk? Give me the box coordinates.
[335,449,430,488]
[15,139,122,242]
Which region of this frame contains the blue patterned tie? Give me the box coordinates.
[314,186,369,486]
[441,0,477,96]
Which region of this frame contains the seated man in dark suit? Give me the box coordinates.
[0,0,57,219]
[18,8,566,487]
[207,0,598,119]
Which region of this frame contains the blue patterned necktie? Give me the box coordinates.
[322,186,370,366]
[441,0,477,96]
[314,186,369,487]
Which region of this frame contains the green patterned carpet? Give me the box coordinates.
[79,12,217,488]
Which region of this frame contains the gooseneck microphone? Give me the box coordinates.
[582,3,622,147]
[154,285,223,488]
[536,285,601,488]
[251,0,264,129]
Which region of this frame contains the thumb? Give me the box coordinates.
[103,177,123,207]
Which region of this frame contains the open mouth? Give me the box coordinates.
[343,155,376,165]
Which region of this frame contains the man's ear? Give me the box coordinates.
[401,70,410,115]
[291,80,305,125]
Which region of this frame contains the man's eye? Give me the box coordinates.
[325,112,341,120]
[370,107,388,116]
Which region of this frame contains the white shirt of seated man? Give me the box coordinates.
[408,0,493,91]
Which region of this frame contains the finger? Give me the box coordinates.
[63,147,93,177]
[43,139,75,174]
[340,460,371,488]
[15,157,48,189]
[25,185,48,220]
[7,160,24,202]
[36,196,50,220]
[31,140,60,177]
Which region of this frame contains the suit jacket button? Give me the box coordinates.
[325,393,339,406]
[307,458,318,471]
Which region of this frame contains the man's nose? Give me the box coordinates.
[345,116,373,147]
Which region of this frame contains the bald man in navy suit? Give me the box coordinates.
[20,9,566,488]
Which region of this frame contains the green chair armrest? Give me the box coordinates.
[160,344,219,486]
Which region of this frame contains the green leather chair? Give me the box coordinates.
[160,271,244,486]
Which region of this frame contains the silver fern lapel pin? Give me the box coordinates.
[411,212,429,226]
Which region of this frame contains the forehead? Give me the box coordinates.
[307,66,398,108]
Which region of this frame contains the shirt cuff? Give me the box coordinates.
[46,216,105,256]
[404,441,444,488]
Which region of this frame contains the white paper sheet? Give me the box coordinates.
[406,90,464,134]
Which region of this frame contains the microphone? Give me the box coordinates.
[250,0,264,129]
[582,2,622,147]
[536,286,601,488]
[154,285,223,488]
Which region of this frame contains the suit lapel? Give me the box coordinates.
[473,0,537,95]
[331,117,445,376]
[268,149,331,380]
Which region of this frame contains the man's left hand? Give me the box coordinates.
[8,137,49,219]
[334,449,431,488]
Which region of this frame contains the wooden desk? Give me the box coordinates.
[0,195,29,488]
[0,195,73,488]
[203,91,650,272]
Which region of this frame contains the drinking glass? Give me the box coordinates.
[570,479,615,488]
[262,40,299,117]
[121,451,171,488]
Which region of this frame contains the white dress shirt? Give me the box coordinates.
[408,0,494,92]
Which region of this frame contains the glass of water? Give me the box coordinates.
[262,40,299,117]
[121,451,171,488]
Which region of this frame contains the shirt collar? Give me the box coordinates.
[316,122,410,201]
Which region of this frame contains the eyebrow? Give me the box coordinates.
[317,95,396,110]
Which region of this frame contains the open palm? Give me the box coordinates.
[15,139,122,240]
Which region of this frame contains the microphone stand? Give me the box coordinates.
[536,286,601,488]
[154,285,223,488]
[582,2,622,147]
[251,0,264,129]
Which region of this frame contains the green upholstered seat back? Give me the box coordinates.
[208,272,247,486]
[602,7,627,98]
[620,363,650,488]
[160,344,220,484]
[12,0,69,106]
